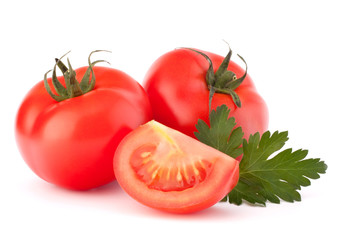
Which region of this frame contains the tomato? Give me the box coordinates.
[114,120,239,213]
[143,48,268,140]
[15,52,152,190]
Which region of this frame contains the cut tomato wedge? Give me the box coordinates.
[113,120,239,213]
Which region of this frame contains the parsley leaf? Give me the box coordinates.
[227,131,327,205]
[195,105,328,206]
[194,105,244,159]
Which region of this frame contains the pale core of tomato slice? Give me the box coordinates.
[129,121,216,192]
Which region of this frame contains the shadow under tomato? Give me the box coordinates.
[23,178,248,221]
[122,199,247,221]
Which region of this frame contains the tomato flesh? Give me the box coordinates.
[114,120,239,213]
[130,142,213,192]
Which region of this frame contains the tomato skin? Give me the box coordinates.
[114,120,239,213]
[15,66,152,190]
[144,49,269,140]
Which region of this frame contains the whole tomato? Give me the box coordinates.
[15,51,152,190]
[143,47,268,140]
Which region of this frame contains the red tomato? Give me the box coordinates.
[114,120,239,213]
[143,48,268,140]
[15,57,152,190]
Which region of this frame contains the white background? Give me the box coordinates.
[1,0,338,239]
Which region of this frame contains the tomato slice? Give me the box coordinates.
[113,120,239,213]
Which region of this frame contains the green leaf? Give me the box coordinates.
[194,105,244,159]
[194,104,328,206]
[222,178,266,205]
[228,131,328,205]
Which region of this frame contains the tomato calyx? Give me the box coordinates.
[182,46,247,109]
[44,50,111,102]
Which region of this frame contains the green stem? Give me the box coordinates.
[43,50,110,102]
[182,45,247,109]
[66,58,83,98]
